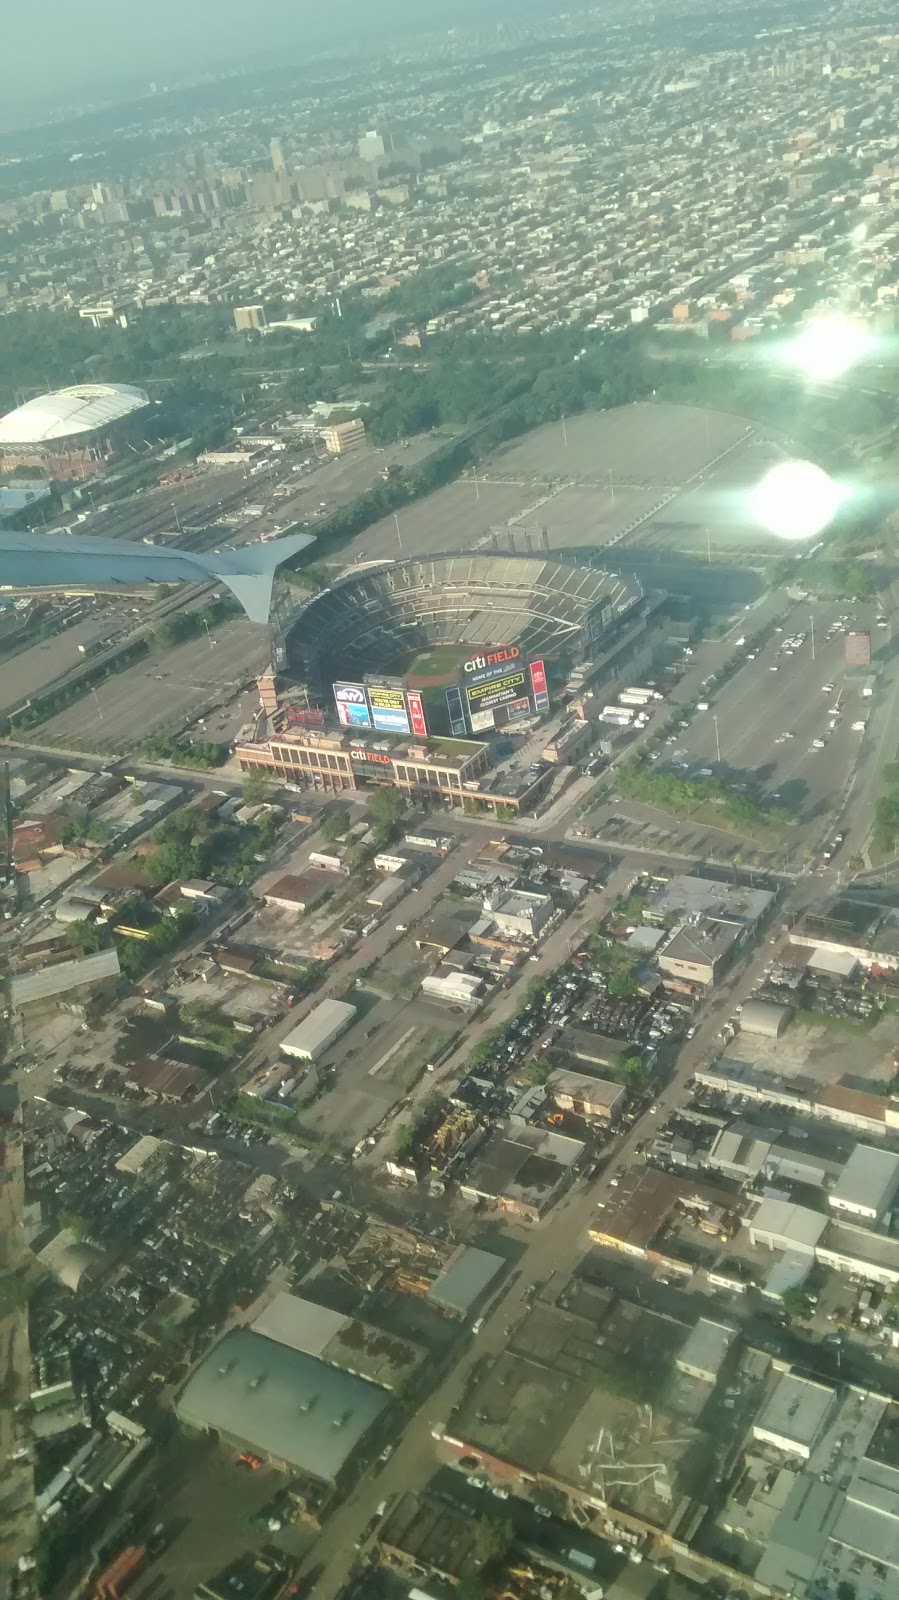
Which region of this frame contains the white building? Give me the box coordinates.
[829,1145,899,1224]
[281,999,356,1061]
[753,1373,837,1461]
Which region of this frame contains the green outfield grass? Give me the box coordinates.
[402,644,473,677]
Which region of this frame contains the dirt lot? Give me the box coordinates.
[726,1006,896,1086]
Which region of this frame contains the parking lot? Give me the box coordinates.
[339,402,796,566]
[33,618,269,752]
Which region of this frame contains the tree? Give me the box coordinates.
[621,1055,646,1086]
[474,1515,513,1567]
[523,1058,553,1085]
[321,810,350,842]
[781,1288,814,1323]
[242,769,269,805]
[368,788,405,831]
[65,919,104,955]
[394,1124,414,1156]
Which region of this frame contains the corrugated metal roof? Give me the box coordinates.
[281,998,356,1058]
[11,948,120,1006]
[427,1245,505,1316]
[176,1327,387,1481]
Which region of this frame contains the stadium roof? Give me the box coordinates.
[0,383,150,445]
[176,1327,388,1481]
[0,528,315,624]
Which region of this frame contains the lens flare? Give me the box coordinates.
[791,314,875,382]
[749,460,845,542]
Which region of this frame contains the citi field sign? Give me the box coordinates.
[462,645,521,688]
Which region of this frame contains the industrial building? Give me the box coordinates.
[176,1327,388,1483]
[250,1291,423,1391]
[460,1122,585,1221]
[549,1070,626,1123]
[753,1372,837,1460]
[828,1144,899,1223]
[280,998,356,1061]
[426,1245,506,1318]
[675,1318,736,1385]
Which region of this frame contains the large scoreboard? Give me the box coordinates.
[333,675,428,737]
[451,645,549,733]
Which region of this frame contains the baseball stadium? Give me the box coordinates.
[239,553,660,814]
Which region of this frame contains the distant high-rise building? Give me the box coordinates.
[234,305,266,333]
[270,138,286,173]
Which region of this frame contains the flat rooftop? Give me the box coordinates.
[830,1144,899,1218]
[754,1372,836,1454]
[176,1327,388,1482]
[250,1291,423,1390]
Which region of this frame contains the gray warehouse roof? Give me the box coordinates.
[830,1144,899,1220]
[11,947,120,1008]
[251,1291,423,1390]
[427,1245,505,1317]
[0,528,315,625]
[676,1317,736,1382]
[176,1327,388,1481]
[754,1372,836,1454]
[740,999,793,1038]
[281,998,356,1060]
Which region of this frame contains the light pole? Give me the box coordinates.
[202,617,214,650]
[172,502,181,533]
[90,687,104,722]
[713,714,721,765]
[472,465,480,501]
[394,512,403,553]
[706,528,712,566]
[609,467,615,507]
[561,414,568,449]
[810,612,816,661]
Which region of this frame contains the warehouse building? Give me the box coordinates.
[426,1245,506,1319]
[828,1144,899,1224]
[753,1373,837,1461]
[176,1327,388,1483]
[281,998,356,1061]
[675,1318,736,1385]
[250,1292,423,1391]
[549,1070,625,1123]
[739,998,792,1038]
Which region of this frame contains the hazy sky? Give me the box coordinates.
[6,0,524,114]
